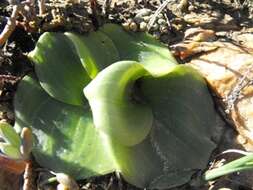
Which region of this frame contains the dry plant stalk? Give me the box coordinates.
[147,0,170,31]
[39,0,46,16]
[0,0,40,46]
[23,161,35,190]
[0,5,20,46]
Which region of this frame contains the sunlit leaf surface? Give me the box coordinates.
[14,24,220,189]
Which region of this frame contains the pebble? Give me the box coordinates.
[129,22,138,32]
[188,5,194,11]
[158,13,163,19]
[143,16,151,22]
[160,25,168,33]
[157,18,166,25]
[122,22,130,31]
[139,22,147,31]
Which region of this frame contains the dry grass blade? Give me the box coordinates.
[147,0,171,31]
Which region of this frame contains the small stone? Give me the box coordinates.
[160,26,168,33]
[143,16,151,22]
[157,13,163,19]
[122,22,130,31]
[188,5,194,11]
[157,18,166,25]
[129,22,138,32]
[139,22,147,31]
[127,18,133,23]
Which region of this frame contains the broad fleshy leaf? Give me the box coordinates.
[28,32,90,106]
[64,31,119,78]
[84,61,152,146]
[15,24,222,189]
[100,24,178,76]
[14,75,115,178]
[84,61,217,188]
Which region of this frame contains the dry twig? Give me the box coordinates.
[0,5,20,46]
[0,0,37,47]
[226,63,253,113]
[38,0,46,16]
[147,0,171,31]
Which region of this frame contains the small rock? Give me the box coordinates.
[122,22,130,31]
[188,5,194,11]
[143,16,151,22]
[129,22,138,32]
[139,22,147,31]
[157,18,166,25]
[160,25,168,33]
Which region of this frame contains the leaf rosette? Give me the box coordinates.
[14,24,220,189]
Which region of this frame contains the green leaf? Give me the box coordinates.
[28,32,91,106]
[84,61,153,146]
[28,24,176,107]
[100,24,178,76]
[0,142,22,159]
[84,62,218,188]
[14,75,116,178]
[64,31,119,78]
[16,24,221,189]
[204,154,253,181]
[0,122,21,148]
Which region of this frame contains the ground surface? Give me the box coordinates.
[1,0,253,189]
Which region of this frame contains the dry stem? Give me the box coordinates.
[147,0,171,31]
[0,0,37,47]
[0,5,20,46]
[39,0,46,16]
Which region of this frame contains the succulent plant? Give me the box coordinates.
[14,24,221,189]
